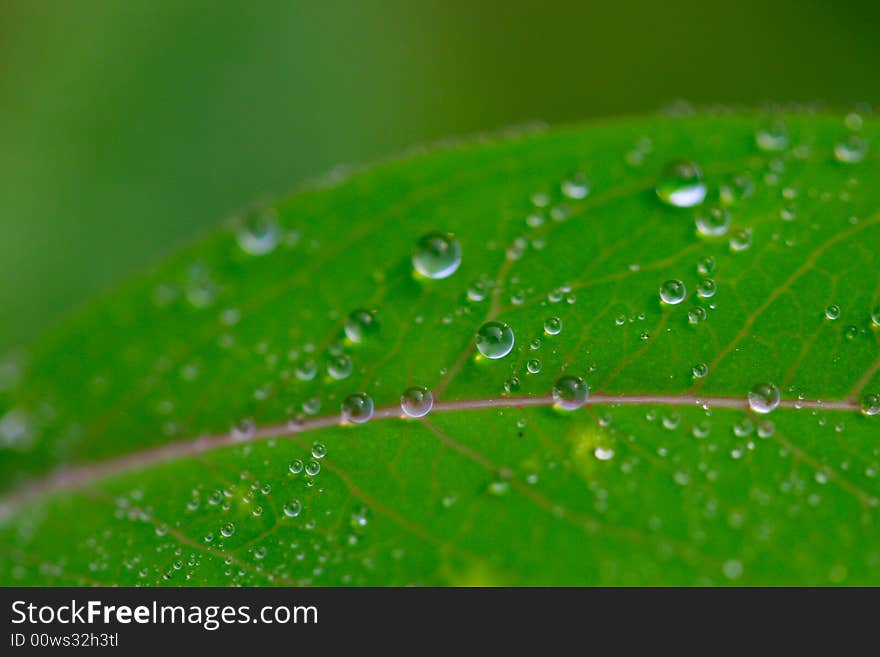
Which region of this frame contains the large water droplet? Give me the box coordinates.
[659,279,687,305]
[344,309,379,343]
[748,382,780,414]
[400,386,433,418]
[341,392,374,423]
[656,160,706,207]
[552,375,590,410]
[695,207,731,237]
[475,321,515,359]
[236,208,279,256]
[412,232,462,279]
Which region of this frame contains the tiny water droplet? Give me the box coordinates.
[220,522,236,538]
[400,386,433,418]
[487,481,510,496]
[695,206,731,237]
[756,121,789,152]
[289,459,304,474]
[561,172,590,199]
[475,321,515,359]
[236,208,279,256]
[283,500,303,517]
[341,392,374,424]
[696,256,716,276]
[344,309,379,343]
[748,382,780,414]
[327,354,353,380]
[412,232,462,279]
[305,460,321,476]
[526,359,542,374]
[834,135,868,164]
[871,307,880,327]
[659,279,687,305]
[825,304,841,321]
[695,278,717,299]
[692,363,709,379]
[656,160,706,207]
[311,442,327,459]
[543,316,563,335]
[861,393,880,417]
[552,375,590,410]
[593,446,615,461]
[688,306,707,325]
[729,227,753,252]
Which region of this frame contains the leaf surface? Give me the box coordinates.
[2,114,879,585]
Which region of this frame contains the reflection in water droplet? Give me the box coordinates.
[475,321,515,359]
[696,278,716,298]
[659,279,687,305]
[825,304,841,321]
[748,382,781,414]
[861,393,880,417]
[552,375,590,410]
[656,160,706,207]
[341,392,374,424]
[692,363,709,379]
[327,355,353,380]
[283,500,303,517]
[400,386,434,418]
[526,359,542,374]
[412,232,462,279]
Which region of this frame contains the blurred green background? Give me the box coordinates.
[2,0,879,351]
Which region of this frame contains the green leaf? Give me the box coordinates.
[2,113,879,586]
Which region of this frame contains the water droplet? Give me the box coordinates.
[757,420,775,438]
[327,354,353,380]
[400,386,433,418]
[487,481,510,496]
[412,232,462,279]
[871,307,880,327]
[756,121,789,152]
[341,392,374,424]
[593,446,615,461]
[552,375,590,410]
[283,500,303,517]
[288,459,304,474]
[543,316,563,335]
[561,172,590,199]
[475,321,515,359]
[825,304,841,321]
[231,417,255,440]
[526,359,542,374]
[220,522,236,538]
[748,382,780,414]
[722,559,743,580]
[696,256,716,276]
[688,306,707,325]
[311,442,327,459]
[236,208,279,256]
[692,363,709,379]
[529,337,542,350]
[729,227,752,252]
[861,393,880,417]
[696,278,717,299]
[844,325,859,341]
[834,135,868,164]
[659,279,687,305]
[295,359,317,381]
[695,206,731,237]
[719,173,755,205]
[344,309,379,343]
[656,160,706,207]
[305,460,321,476]
[467,280,489,302]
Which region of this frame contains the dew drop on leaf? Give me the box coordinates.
[656,160,706,207]
[400,386,434,418]
[341,392,374,424]
[543,316,562,335]
[412,232,462,280]
[327,354,353,380]
[825,304,841,321]
[475,321,515,359]
[834,135,868,164]
[695,206,731,237]
[236,208,279,256]
[755,121,789,152]
[861,393,880,417]
[552,375,590,410]
[748,382,781,414]
[344,309,379,343]
[659,279,687,305]
[283,500,303,518]
[526,359,542,374]
[561,172,590,199]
